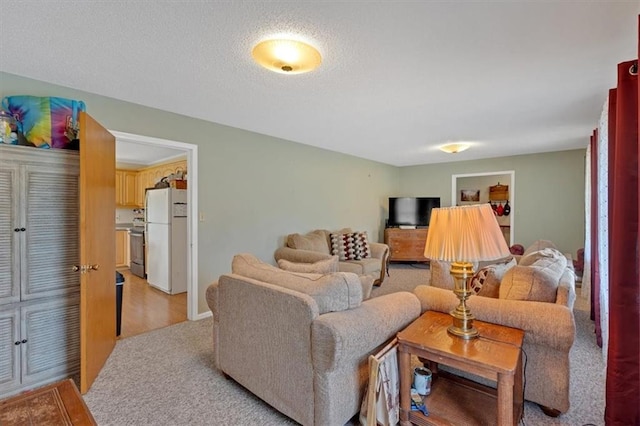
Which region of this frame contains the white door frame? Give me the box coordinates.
[451,170,515,246]
[110,130,199,321]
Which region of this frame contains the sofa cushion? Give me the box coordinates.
[519,247,565,267]
[470,257,517,298]
[232,253,362,313]
[499,249,567,303]
[523,239,558,257]
[429,259,479,290]
[287,230,331,254]
[339,257,381,276]
[277,256,339,274]
[330,231,371,260]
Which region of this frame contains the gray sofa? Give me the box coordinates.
[274,229,389,286]
[206,253,420,426]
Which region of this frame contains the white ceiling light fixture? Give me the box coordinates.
[252,39,322,74]
[439,142,472,154]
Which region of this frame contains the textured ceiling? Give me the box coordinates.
[1,2,638,166]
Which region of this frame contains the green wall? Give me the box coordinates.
[0,72,400,314]
[398,150,586,255]
[0,72,586,314]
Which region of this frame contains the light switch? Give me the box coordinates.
[199,212,205,222]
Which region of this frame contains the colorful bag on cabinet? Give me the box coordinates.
[1,96,86,149]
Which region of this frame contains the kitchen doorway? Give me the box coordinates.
[112,130,199,338]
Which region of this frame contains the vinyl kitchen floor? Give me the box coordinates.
[117,268,188,339]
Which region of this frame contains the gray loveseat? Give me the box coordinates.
[206,253,420,426]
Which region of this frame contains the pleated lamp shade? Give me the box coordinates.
[424,204,510,262]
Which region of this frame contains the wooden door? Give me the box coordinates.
[78,112,116,393]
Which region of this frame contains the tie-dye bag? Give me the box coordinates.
[1,96,86,149]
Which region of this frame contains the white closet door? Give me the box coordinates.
[0,164,20,306]
[22,166,79,300]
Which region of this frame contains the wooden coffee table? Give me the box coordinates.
[397,311,524,426]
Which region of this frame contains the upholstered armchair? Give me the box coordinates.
[274,228,389,286]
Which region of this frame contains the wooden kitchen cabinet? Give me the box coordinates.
[384,228,429,262]
[135,159,187,207]
[115,230,130,268]
[115,170,138,207]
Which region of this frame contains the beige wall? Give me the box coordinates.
[1,72,400,314]
[398,150,586,255]
[0,72,586,314]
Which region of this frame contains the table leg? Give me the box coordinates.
[497,372,514,426]
[398,346,412,426]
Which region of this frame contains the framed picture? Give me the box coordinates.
[461,189,480,202]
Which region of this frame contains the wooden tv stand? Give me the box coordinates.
[384,228,429,262]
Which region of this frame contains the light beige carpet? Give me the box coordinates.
[84,264,603,425]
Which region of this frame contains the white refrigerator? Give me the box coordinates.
[145,188,188,294]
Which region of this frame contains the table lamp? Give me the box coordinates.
[423,204,510,339]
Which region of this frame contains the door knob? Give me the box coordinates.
[72,265,81,272]
[89,264,100,271]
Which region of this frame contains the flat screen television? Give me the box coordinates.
[387,197,440,227]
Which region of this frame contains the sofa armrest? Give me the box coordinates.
[413,285,575,350]
[274,246,333,264]
[369,242,389,260]
[311,291,420,372]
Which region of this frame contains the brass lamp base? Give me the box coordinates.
[448,261,479,340]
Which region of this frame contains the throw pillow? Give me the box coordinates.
[469,258,517,298]
[287,230,331,254]
[330,232,371,261]
[277,256,339,274]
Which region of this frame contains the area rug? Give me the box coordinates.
[0,379,96,426]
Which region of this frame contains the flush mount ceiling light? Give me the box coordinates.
[252,39,322,74]
[439,143,472,154]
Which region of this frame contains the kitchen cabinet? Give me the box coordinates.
[115,230,130,268]
[0,145,80,398]
[135,159,187,207]
[115,169,137,207]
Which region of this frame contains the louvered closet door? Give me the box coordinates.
[22,166,79,300]
[0,309,20,393]
[21,296,80,386]
[0,163,21,305]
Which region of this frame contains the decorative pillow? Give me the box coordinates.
[287,230,330,254]
[469,258,517,298]
[523,239,558,257]
[277,256,339,274]
[231,253,362,313]
[330,232,371,261]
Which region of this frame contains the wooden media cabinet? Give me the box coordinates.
[384,228,429,262]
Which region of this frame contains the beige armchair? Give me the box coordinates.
[206,253,420,426]
[414,242,577,416]
[274,229,389,286]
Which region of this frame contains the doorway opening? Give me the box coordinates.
[452,171,515,246]
[111,130,199,338]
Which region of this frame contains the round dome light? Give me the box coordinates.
[252,39,322,75]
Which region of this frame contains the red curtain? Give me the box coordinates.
[589,129,602,346]
[604,45,639,425]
